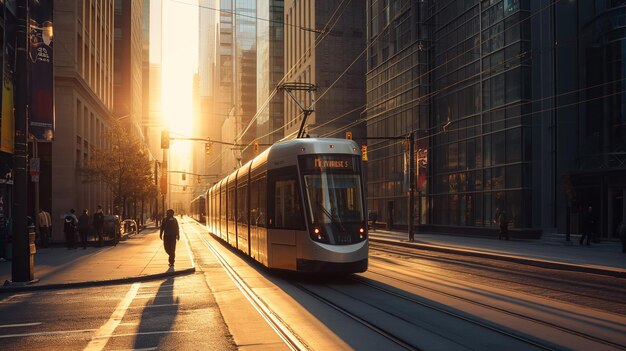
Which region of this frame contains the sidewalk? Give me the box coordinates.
[0,226,195,293]
[369,228,626,278]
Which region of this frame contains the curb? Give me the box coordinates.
[369,237,626,279]
[0,267,196,293]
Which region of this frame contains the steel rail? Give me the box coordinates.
[358,266,626,351]
[182,220,310,351]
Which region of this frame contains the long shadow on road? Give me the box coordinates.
[133,276,179,349]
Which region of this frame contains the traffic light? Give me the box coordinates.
[161,130,170,149]
[361,145,368,161]
[205,142,212,155]
[253,142,259,153]
[182,173,186,181]
[346,131,353,140]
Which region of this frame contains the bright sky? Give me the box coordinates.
[160,0,198,134]
[159,0,199,166]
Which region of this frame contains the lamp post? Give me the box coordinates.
[12,1,33,282]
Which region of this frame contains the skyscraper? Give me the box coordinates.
[283,1,366,141]
[52,0,116,241]
[365,0,626,240]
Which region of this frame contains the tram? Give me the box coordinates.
[206,138,368,273]
[190,195,206,223]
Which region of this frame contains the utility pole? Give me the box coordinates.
[408,132,415,241]
[12,1,33,282]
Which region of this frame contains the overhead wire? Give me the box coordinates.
[253,0,564,148]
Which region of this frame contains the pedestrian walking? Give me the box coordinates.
[93,205,104,247]
[580,206,595,246]
[498,210,509,240]
[160,209,180,267]
[78,209,91,249]
[64,209,78,249]
[618,221,626,254]
[38,208,51,248]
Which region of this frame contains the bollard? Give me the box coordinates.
[27,224,36,281]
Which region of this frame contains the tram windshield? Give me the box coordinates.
[303,174,364,224]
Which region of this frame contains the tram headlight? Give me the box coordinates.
[312,227,325,241]
[359,227,366,239]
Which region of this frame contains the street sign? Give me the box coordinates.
[29,157,40,182]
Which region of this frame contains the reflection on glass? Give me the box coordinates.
[304,174,364,224]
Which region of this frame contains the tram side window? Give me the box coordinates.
[250,177,267,227]
[228,187,236,222]
[237,183,248,225]
[275,179,305,230]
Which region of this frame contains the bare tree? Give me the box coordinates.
[83,122,158,219]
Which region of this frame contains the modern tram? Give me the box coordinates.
[205,138,368,273]
[190,195,206,224]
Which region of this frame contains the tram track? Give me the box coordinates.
[358,265,626,350]
[182,220,311,351]
[291,281,422,351]
[370,242,626,309]
[182,219,626,350]
[185,220,425,350]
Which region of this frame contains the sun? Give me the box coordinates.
[160,0,198,156]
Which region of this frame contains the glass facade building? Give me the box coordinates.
[256,0,284,146]
[367,0,626,238]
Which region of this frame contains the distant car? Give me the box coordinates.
[102,215,121,245]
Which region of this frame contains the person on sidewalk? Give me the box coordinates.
[580,206,595,246]
[498,210,509,240]
[38,208,51,248]
[160,209,180,267]
[618,221,626,254]
[93,205,104,247]
[64,209,78,249]
[78,209,91,249]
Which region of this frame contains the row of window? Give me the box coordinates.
[208,173,305,232]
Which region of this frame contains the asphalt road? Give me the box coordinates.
[0,274,234,351]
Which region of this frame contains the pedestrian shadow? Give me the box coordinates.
[133,277,179,349]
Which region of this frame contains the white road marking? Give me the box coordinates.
[0,328,97,339]
[0,322,42,328]
[0,293,32,303]
[95,330,195,339]
[83,282,141,351]
[128,303,180,309]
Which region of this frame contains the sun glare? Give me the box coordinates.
[160,0,198,160]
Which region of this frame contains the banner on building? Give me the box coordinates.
[416,130,429,193]
[0,1,16,154]
[28,0,54,141]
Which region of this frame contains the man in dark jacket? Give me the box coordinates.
[93,205,104,247]
[64,209,78,249]
[580,206,594,246]
[78,209,91,249]
[160,209,180,267]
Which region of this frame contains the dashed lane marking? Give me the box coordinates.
[0,328,97,339]
[83,282,140,351]
[128,303,180,309]
[0,322,42,328]
[94,330,195,339]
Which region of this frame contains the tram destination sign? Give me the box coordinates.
[300,155,358,172]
